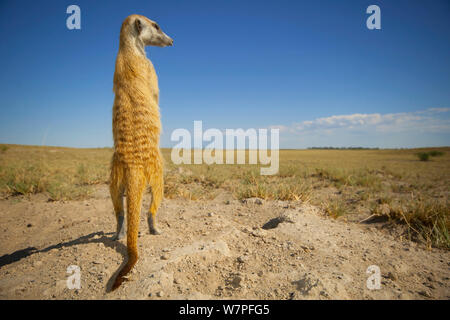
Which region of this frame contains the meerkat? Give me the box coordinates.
[109,14,173,291]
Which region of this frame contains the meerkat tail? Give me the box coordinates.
[112,166,145,291]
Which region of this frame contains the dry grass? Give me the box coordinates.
[0,144,448,248]
[0,144,111,200]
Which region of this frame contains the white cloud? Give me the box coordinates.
[268,124,289,132]
[423,107,450,113]
[272,108,450,136]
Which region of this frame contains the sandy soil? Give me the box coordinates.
[0,185,448,300]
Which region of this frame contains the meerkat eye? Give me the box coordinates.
[154,24,160,31]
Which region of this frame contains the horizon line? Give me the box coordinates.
[1,143,449,151]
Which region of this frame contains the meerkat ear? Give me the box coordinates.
[135,18,142,34]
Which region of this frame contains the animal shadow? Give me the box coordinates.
[0,231,127,286]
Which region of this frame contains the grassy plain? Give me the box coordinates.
[0,144,448,248]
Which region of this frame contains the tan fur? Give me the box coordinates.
[110,14,172,291]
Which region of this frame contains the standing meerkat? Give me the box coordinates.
[110,14,173,291]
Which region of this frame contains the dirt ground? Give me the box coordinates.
[0,185,448,300]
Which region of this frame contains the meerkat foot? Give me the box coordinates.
[113,215,126,240]
[150,227,161,235]
[113,229,126,240]
[148,216,161,235]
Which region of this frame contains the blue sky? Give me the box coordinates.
[0,0,449,149]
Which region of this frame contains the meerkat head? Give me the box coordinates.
[122,14,173,50]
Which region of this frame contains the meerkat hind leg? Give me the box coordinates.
[148,213,161,235]
[146,169,163,235]
[148,197,161,235]
[110,181,126,240]
[114,214,126,240]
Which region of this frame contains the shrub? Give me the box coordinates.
[416,152,430,161]
[428,150,444,157]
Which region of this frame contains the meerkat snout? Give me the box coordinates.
[134,16,173,47]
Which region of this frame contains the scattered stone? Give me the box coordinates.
[253,198,263,205]
[161,254,169,260]
[241,197,264,205]
[301,245,310,253]
[237,255,249,263]
[320,290,329,298]
[250,229,266,238]
[208,212,214,217]
[277,200,289,208]
[156,291,164,297]
[27,223,32,228]
[230,276,242,288]
[242,227,253,234]
[387,272,397,281]
[418,290,432,298]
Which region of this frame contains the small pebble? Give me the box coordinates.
[418,290,432,298]
[387,272,397,281]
